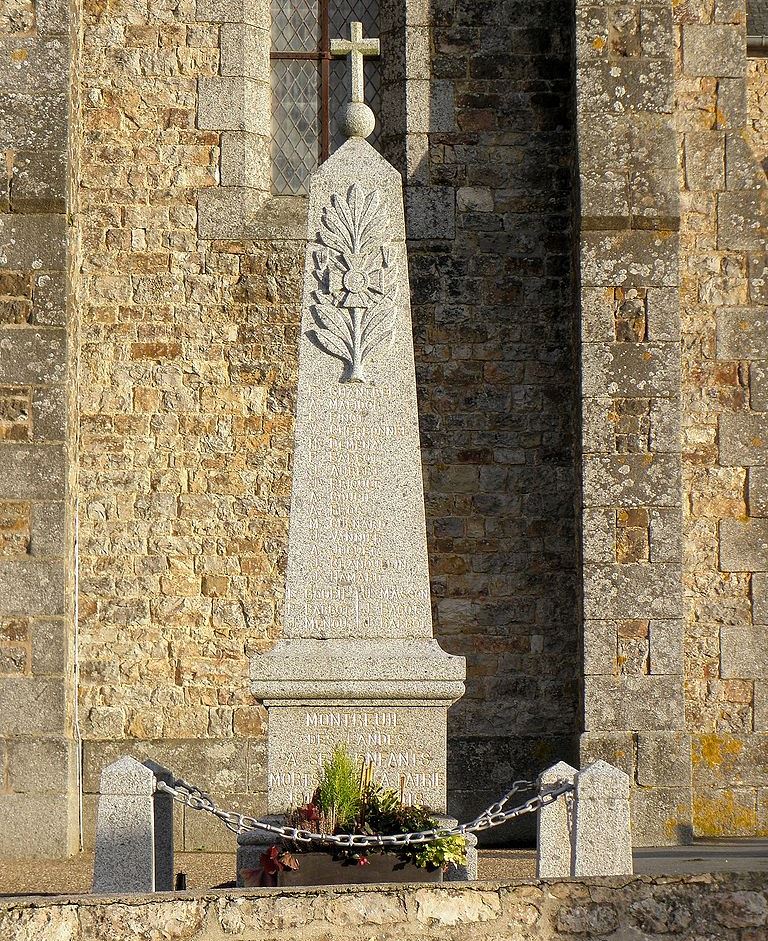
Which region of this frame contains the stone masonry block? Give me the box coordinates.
[0,793,77,858]
[30,501,66,558]
[631,786,692,846]
[649,508,683,563]
[718,191,767,251]
[582,343,680,398]
[0,329,65,385]
[583,507,614,563]
[748,253,768,305]
[0,678,67,736]
[197,187,259,239]
[31,386,67,441]
[721,625,768,678]
[649,397,682,453]
[195,0,268,27]
[32,271,66,327]
[717,77,748,130]
[197,77,269,132]
[220,131,270,189]
[184,792,266,852]
[756,681,768,731]
[579,60,673,115]
[220,24,269,82]
[583,619,617,675]
[581,231,678,288]
[0,560,64,615]
[82,739,250,794]
[682,25,746,77]
[636,732,691,787]
[749,469,768,518]
[11,150,66,213]
[0,215,65,270]
[719,519,768,571]
[0,93,67,151]
[720,413,768,466]
[583,454,681,507]
[30,617,67,674]
[584,675,685,732]
[9,738,77,793]
[582,396,616,454]
[725,133,766,191]
[691,734,768,787]
[646,288,681,342]
[579,731,634,779]
[717,307,768,360]
[750,362,768,412]
[754,573,768,624]
[405,187,456,240]
[584,563,682,619]
[649,619,684,674]
[685,131,725,191]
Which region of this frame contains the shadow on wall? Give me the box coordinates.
[401,0,581,845]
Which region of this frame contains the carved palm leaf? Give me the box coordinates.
[319,185,384,257]
[360,295,396,359]
[311,296,354,366]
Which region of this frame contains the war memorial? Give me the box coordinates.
[0,0,767,935]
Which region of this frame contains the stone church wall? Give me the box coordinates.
[0,0,79,854]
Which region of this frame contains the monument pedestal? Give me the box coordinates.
[253,639,464,812]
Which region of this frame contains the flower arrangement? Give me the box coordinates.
[245,746,467,885]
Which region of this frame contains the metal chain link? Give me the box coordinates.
[155,775,574,848]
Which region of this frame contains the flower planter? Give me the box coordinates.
[274,852,443,887]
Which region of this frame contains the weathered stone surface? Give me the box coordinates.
[0,678,67,736]
[536,761,576,878]
[636,733,691,787]
[8,739,77,793]
[0,560,64,615]
[581,231,679,287]
[718,191,767,251]
[4,875,768,939]
[584,563,682,619]
[584,675,684,731]
[719,519,768,571]
[682,25,746,78]
[649,620,684,674]
[0,445,64,499]
[583,455,681,507]
[0,215,65,269]
[631,786,692,846]
[573,761,632,876]
[720,626,768,678]
[717,308,768,359]
[720,413,768,467]
[92,757,160,893]
[582,343,680,397]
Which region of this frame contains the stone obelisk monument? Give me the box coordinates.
[250,22,465,815]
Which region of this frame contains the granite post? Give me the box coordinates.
[536,761,577,878]
[573,760,633,877]
[92,756,174,894]
[242,21,465,870]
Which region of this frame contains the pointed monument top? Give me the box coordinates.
[330,20,379,140]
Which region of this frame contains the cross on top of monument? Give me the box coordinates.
[330,20,379,140]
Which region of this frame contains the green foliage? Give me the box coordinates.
[316,745,361,828]
[413,834,468,871]
[281,745,469,874]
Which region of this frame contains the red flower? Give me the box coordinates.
[357,855,370,866]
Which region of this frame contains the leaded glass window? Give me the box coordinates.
[271,0,382,196]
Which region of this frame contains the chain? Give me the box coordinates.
[155,776,574,848]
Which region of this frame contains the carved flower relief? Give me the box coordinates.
[309,185,398,383]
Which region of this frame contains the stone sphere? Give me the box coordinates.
[340,102,375,140]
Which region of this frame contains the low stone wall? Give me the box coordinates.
[2,873,767,940]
